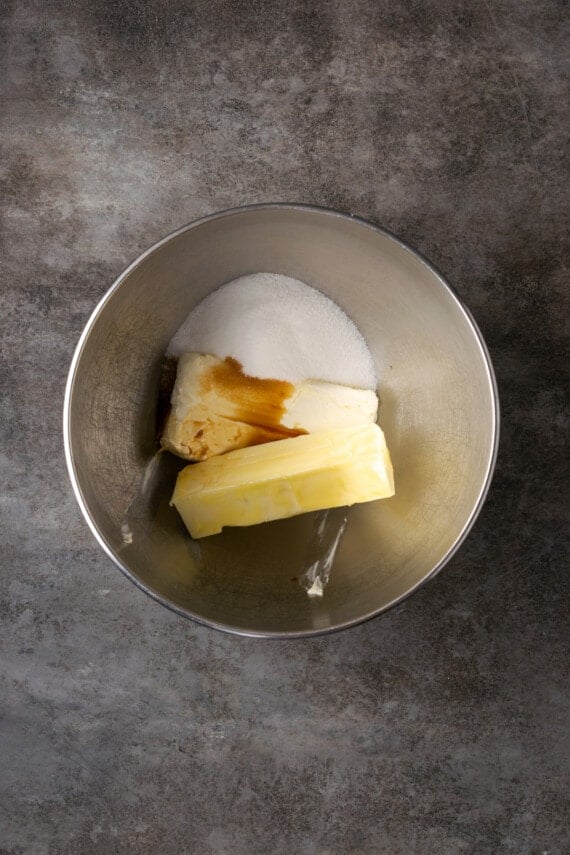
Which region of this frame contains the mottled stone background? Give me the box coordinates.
[1,1,568,853]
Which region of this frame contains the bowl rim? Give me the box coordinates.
[63,202,500,639]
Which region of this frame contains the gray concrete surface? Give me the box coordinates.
[1,1,568,853]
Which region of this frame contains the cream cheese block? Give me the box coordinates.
[170,423,394,538]
[161,353,378,461]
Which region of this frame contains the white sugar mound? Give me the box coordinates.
[167,273,376,389]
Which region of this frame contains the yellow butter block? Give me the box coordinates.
[170,423,394,538]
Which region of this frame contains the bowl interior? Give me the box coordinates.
[65,206,497,636]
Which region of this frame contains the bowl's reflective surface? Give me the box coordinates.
[64,205,498,637]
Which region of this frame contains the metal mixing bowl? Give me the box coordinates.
[64,204,499,637]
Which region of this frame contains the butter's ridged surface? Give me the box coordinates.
[171,424,394,538]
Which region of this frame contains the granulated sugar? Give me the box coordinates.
[167,273,376,389]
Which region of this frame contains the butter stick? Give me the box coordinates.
[171,423,394,538]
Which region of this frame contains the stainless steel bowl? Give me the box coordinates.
[64,204,499,637]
